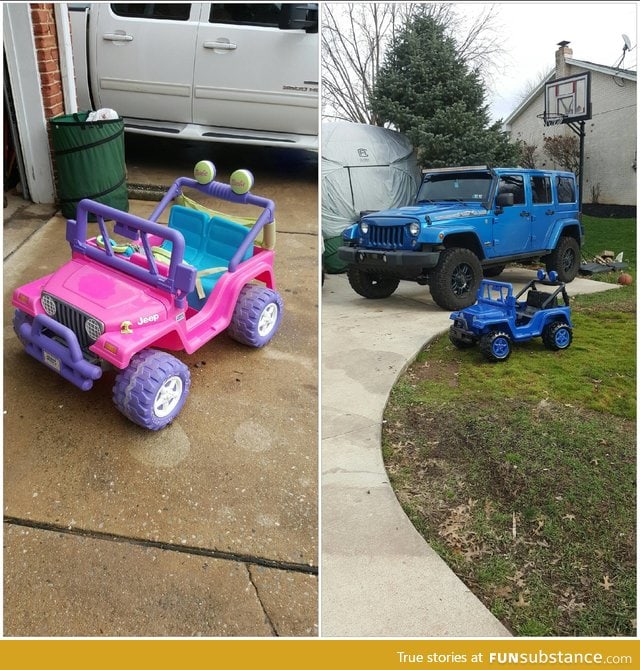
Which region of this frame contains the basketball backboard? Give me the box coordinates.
[543,72,591,125]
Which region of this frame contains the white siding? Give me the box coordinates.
[508,67,636,206]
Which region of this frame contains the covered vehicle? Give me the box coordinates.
[321,122,420,273]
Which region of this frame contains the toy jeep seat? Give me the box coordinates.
[165,205,252,309]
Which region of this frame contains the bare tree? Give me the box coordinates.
[517,140,539,168]
[322,3,505,124]
[543,134,580,175]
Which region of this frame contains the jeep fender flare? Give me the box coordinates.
[545,218,582,252]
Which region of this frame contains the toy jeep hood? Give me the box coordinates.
[42,257,170,329]
[362,201,489,226]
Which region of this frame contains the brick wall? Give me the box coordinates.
[30,3,64,120]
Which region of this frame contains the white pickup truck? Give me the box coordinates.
[69,3,319,150]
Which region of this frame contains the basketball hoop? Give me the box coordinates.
[537,112,566,127]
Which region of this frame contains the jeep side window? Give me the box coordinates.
[496,175,524,205]
[531,176,552,204]
[110,3,191,20]
[210,4,282,27]
[556,176,576,203]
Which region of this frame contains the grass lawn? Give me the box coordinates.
[382,215,636,636]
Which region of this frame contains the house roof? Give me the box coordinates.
[503,57,637,126]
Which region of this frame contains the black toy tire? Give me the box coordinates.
[542,321,573,351]
[347,267,400,299]
[479,331,512,362]
[448,327,475,349]
[545,236,580,282]
[429,248,483,310]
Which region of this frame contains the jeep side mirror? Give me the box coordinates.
[496,192,514,209]
[279,4,318,32]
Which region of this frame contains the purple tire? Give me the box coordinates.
[13,309,34,346]
[227,285,283,348]
[112,349,191,430]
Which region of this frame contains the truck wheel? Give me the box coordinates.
[112,350,191,430]
[483,264,506,278]
[545,236,580,282]
[13,309,33,346]
[542,321,573,350]
[228,285,283,348]
[479,331,512,361]
[429,248,482,310]
[346,267,400,299]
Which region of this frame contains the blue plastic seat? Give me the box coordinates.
[164,205,252,309]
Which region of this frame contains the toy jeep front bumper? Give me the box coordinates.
[449,316,477,344]
[337,246,441,274]
[17,314,103,391]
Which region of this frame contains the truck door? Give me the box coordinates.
[492,173,531,255]
[192,3,318,135]
[529,174,555,250]
[92,3,199,122]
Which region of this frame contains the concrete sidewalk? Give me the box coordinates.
[321,270,619,637]
[3,139,318,636]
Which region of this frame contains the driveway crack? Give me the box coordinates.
[247,565,278,636]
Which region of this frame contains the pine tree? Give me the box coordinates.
[370,15,519,167]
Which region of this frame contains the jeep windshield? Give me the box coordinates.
[416,171,492,205]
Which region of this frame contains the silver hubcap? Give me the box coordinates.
[153,375,183,418]
[258,303,278,337]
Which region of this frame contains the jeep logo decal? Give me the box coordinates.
[137,314,160,325]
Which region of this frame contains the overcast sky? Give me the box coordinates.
[458,2,638,121]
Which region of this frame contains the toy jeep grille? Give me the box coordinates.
[368,225,406,249]
[42,294,95,350]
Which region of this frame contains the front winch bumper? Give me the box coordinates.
[18,314,102,391]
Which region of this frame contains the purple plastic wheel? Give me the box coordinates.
[13,309,34,346]
[227,285,283,348]
[112,349,191,430]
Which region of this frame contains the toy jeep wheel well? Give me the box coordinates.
[443,233,485,260]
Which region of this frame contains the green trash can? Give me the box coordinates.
[50,111,128,219]
[322,234,349,274]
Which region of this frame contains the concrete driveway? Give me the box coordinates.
[321,269,619,637]
[3,137,318,636]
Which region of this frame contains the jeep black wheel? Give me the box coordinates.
[483,264,506,278]
[545,236,580,282]
[429,248,482,310]
[346,267,400,299]
[448,327,475,349]
[542,321,573,351]
[479,331,512,362]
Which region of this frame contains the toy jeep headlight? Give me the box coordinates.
[360,221,369,234]
[409,222,420,236]
[85,317,105,341]
[41,293,57,317]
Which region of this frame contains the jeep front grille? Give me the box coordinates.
[41,293,98,351]
[367,225,407,249]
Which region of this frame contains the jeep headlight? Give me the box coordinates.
[85,317,105,341]
[41,293,57,317]
[360,221,369,234]
[409,222,420,236]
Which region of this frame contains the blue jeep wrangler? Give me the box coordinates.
[338,167,583,310]
[448,270,573,361]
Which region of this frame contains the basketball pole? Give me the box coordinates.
[567,120,586,213]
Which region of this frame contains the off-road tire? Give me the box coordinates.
[228,285,283,348]
[347,267,400,299]
[429,248,483,310]
[113,349,191,430]
[542,320,573,351]
[479,330,512,362]
[483,264,506,278]
[545,236,580,282]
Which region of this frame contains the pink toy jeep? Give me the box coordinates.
[12,163,282,430]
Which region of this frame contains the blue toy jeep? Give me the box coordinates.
[339,167,583,310]
[448,270,573,361]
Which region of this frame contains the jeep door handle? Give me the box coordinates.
[546,209,555,215]
[103,33,133,42]
[203,41,237,50]
[520,211,530,217]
